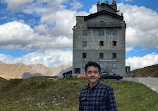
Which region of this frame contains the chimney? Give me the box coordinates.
[97,1,100,5]
[113,0,115,4]
[97,0,117,12]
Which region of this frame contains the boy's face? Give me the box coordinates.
[86,66,101,84]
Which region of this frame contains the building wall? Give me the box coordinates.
[73,2,126,75]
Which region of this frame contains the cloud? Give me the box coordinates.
[0,0,87,50]
[0,54,14,63]
[126,47,134,52]
[22,0,88,37]
[14,50,72,67]
[22,0,65,15]
[3,0,33,11]
[0,21,37,49]
[0,0,87,65]
[70,1,83,10]
[118,3,158,49]
[126,52,158,70]
[125,0,132,2]
[0,50,72,67]
[39,9,76,37]
[0,21,72,50]
[89,5,97,14]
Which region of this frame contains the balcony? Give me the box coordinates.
[87,22,122,28]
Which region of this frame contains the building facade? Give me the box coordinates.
[73,1,126,75]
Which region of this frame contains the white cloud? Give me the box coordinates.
[70,1,83,10]
[22,0,65,15]
[126,53,158,70]
[0,0,87,51]
[0,0,82,53]
[126,47,134,52]
[0,54,14,63]
[14,50,72,67]
[0,21,72,50]
[0,21,37,48]
[118,3,158,49]
[89,5,97,14]
[3,0,33,11]
[40,9,76,36]
[125,0,132,2]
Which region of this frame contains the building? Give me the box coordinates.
[58,66,73,78]
[73,1,126,75]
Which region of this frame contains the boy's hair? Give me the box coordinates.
[85,61,101,74]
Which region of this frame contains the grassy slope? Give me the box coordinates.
[0,77,158,111]
[132,64,158,77]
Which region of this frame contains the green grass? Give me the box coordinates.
[0,77,158,111]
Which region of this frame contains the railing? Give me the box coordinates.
[87,22,122,28]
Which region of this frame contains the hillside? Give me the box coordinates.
[132,64,158,77]
[0,77,157,111]
[0,62,72,80]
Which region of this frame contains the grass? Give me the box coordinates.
[0,77,158,111]
[132,64,158,77]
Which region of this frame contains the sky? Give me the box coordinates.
[0,0,158,70]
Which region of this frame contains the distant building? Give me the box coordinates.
[73,1,126,75]
[58,66,72,78]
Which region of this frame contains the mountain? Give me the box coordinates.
[0,61,4,64]
[0,62,72,80]
[29,64,72,76]
[132,64,158,77]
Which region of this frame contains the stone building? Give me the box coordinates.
[73,1,126,75]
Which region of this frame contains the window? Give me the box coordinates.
[82,53,86,58]
[82,41,87,46]
[126,67,129,72]
[100,64,104,68]
[113,29,117,35]
[99,29,104,35]
[82,63,85,68]
[100,21,105,26]
[99,53,104,59]
[99,41,104,46]
[109,72,114,75]
[113,41,117,46]
[112,53,117,58]
[112,63,117,69]
[74,68,80,74]
[83,30,87,35]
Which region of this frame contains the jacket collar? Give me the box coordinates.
[87,81,100,90]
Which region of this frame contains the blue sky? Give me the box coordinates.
[0,0,158,70]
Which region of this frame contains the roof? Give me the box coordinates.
[98,3,117,12]
[84,10,123,21]
[58,66,72,76]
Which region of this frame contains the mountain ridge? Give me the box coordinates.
[0,62,72,79]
